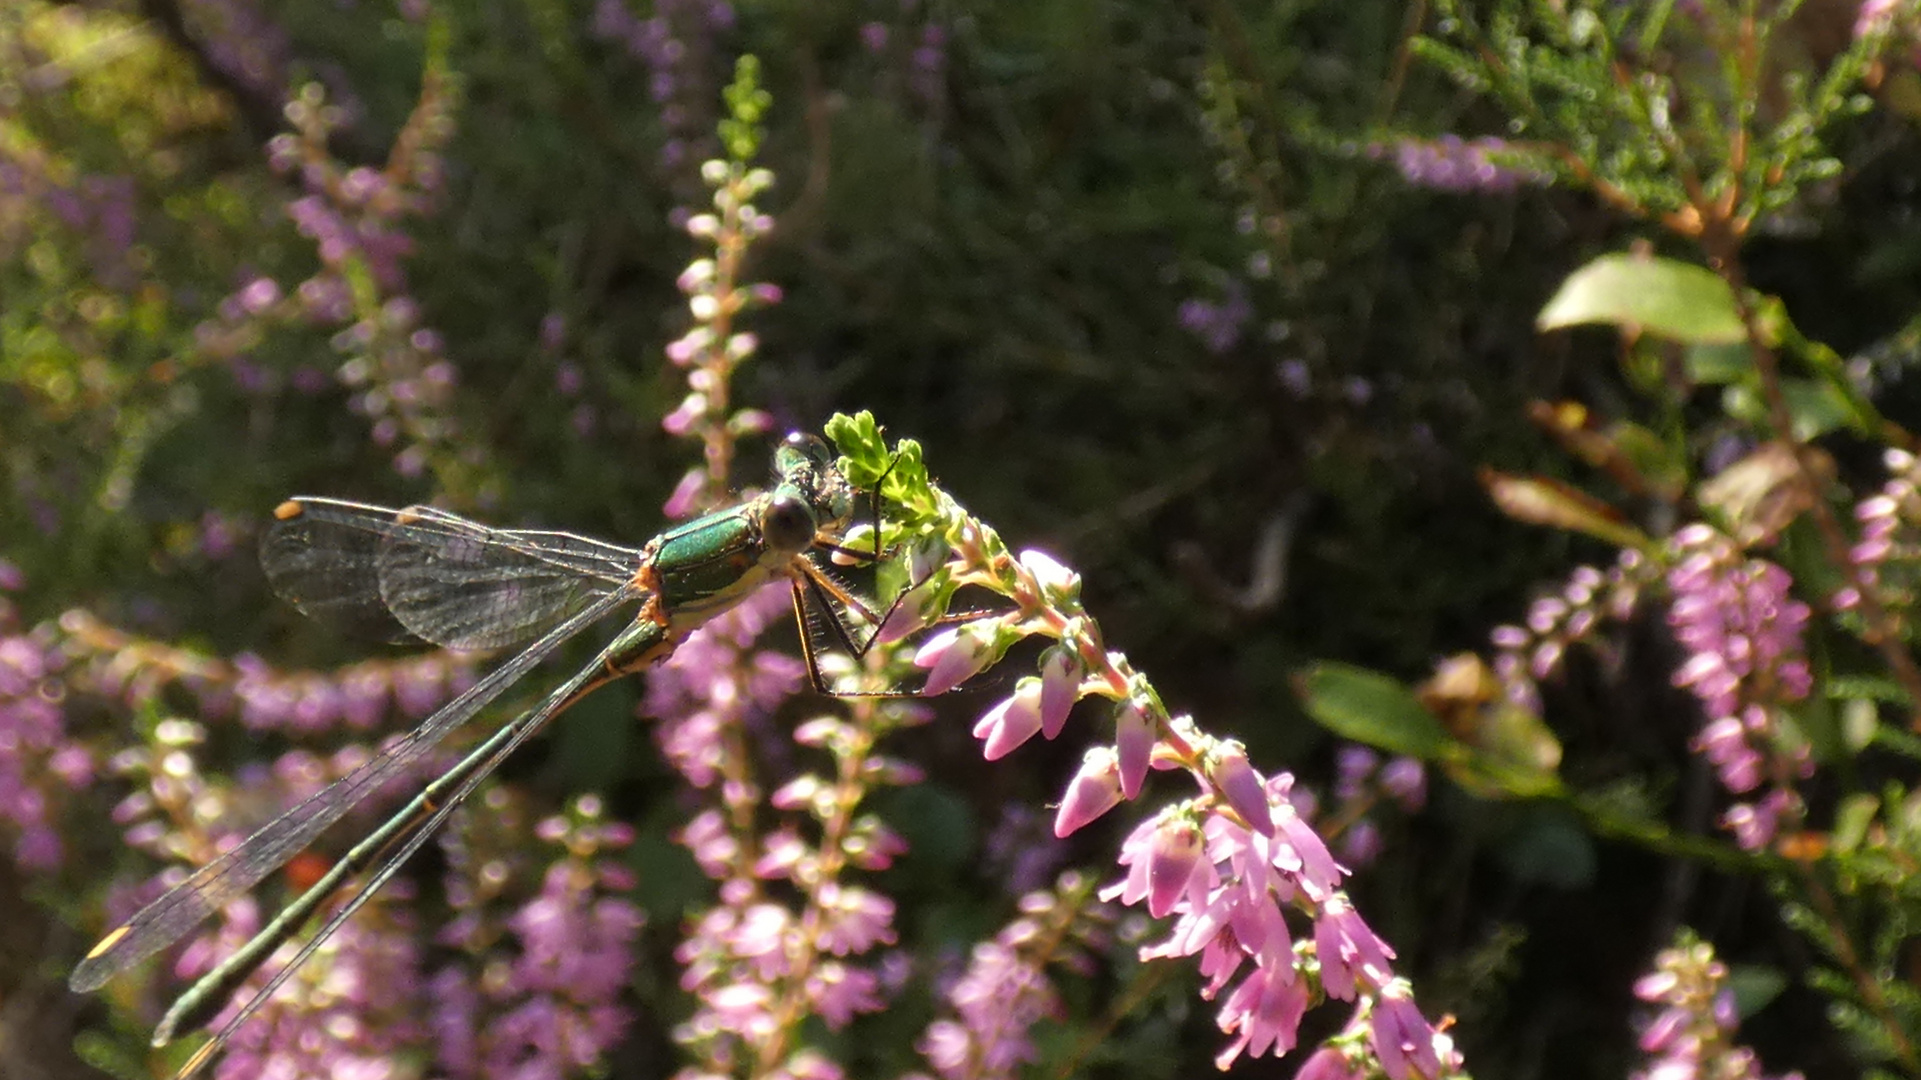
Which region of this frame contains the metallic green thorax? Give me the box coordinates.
[649,432,855,632]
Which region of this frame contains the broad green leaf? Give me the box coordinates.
[1297,663,1451,759]
[1539,253,1745,344]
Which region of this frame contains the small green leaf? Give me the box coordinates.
[1538,253,1745,344]
[1778,378,1858,439]
[1685,342,1752,384]
[1297,663,1451,759]
[1833,793,1880,854]
[1727,966,1789,1017]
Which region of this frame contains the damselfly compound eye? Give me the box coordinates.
[763,491,818,554]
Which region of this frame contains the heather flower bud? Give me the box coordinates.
[1038,644,1082,739]
[1207,741,1272,835]
[1115,701,1154,799]
[1145,814,1206,918]
[1019,548,1081,604]
[913,623,994,696]
[1054,748,1124,837]
[973,679,1044,760]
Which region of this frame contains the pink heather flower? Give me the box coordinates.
[805,961,883,1028]
[705,982,778,1039]
[919,938,1058,1080]
[1370,984,1444,1080]
[1207,741,1272,835]
[1145,816,1208,917]
[1019,548,1080,601]
[1110,811,1216,919]
[1297,1046,1369,1080]
[1054,748,1124,836]
[1268,778,1347,902]
[1379,757,1426,811]
[664,466,707,518]
[1115,702,1154,799]
[680,810,740,877]
[1315,894,1396,1001]
[974,679,1045,760]
[1037,644,1082,738]
[1723,788,1798,852]
[1632,932,1800,1080]
[1214,963,1309,1066]
[914,624,994,695]
[814,884,897,955]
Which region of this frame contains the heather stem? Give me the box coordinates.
[1697,222,1921,728]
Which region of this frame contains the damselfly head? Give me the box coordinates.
[773,432,855,536]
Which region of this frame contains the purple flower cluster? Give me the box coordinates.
[1665,525,1814,849]
[433,796,643,1079]
[854,15,949,113]
[646,585,804,786]
[1837,448,1921,615]
[1177,280,1253,355]
[1117,783,1454,1074]
[662,586,916,1076]
[1375,135,1545,194]
[914,874,1106,1080]
[906,528,1458,1075]
[180,0,290,99]
[0,605,93,869]
[1491,551,1652,712]
[177,894,424,1080]
[1632,932,1804,1080]
[198,75,466,481]
[58,608,473,737]
[591,0,737,172]
[1325,746,1426,867]
[0,148,138,288]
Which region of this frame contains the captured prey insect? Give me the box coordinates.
[69,432,905,1078]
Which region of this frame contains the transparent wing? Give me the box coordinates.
[67,587,638,994]
[261,498,641,650]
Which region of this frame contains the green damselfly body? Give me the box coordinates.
[70,432,897,1078]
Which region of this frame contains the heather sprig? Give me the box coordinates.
[431,794,642,1079]
[1489,551,1655,714]
[660,587,917,1078]
[1631,931,1804,1080]
[827,411,1464,1078]
[914,871,1109,1080]
[196,37,473,493]
[1663,525,1814,851]
[659,55,782,519]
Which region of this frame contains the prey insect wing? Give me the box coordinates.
[68,587,640,995]
[262,497,642,649]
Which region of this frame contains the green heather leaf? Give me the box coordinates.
[1685,342,1752,384]
[1833,793,1879,854]
[1539,253,1745,344]
[1297,662,1451,759]
[1727,966,1789,1017]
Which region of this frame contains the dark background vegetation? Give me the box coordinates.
[5,0,1919,1077]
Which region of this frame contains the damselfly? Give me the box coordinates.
[70,432,896,1077]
